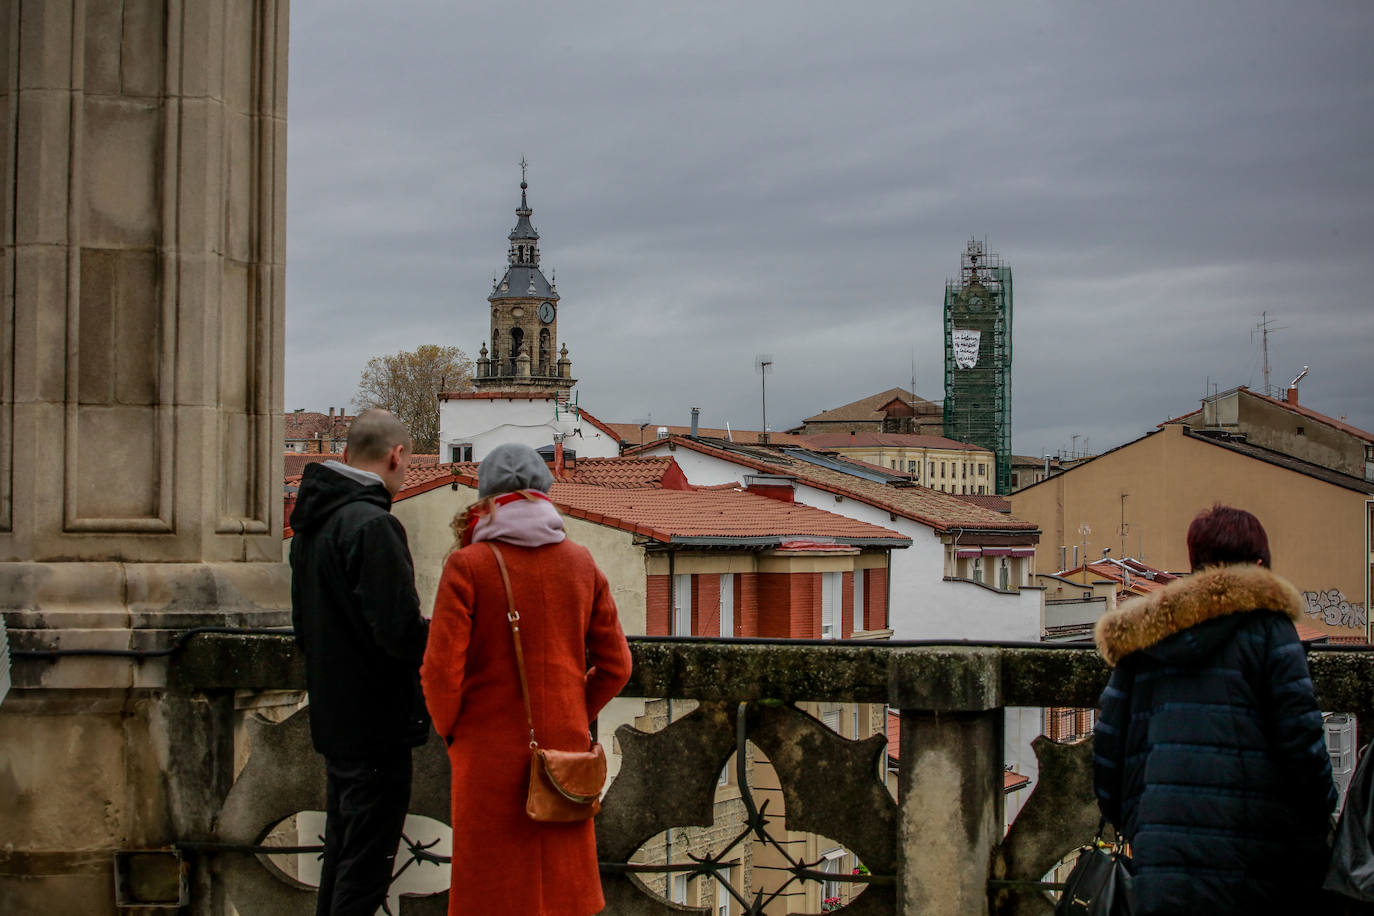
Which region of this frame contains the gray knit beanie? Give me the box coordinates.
[477,443,554,498]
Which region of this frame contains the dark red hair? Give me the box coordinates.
[1186,504,1271,571]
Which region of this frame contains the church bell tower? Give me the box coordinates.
[473,163,575,391]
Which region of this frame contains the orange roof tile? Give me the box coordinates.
[802,432,991,451]
[605,422,805,448]
[569,457,679,489]
[548,482,908,545]
[627,437,1038,536]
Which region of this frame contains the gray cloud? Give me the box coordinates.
[286,1,1374,455]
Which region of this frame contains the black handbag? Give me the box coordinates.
[1056,821,1135,916]
[1326,740,1374,902]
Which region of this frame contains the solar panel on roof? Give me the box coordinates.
[779,449,898,484]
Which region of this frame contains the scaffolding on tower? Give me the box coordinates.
[943,238,1013,494]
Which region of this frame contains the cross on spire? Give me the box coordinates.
[519,155,528,185]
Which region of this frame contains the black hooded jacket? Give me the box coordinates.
[289,462,430,758]
[1093,564,1336,915]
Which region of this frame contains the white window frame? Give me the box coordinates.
[671,873,688,904]
[821,848,844,903]
[822,708,842,734]
[719,573,734,638]
[716,876,730,916]
[852,569,865,631]
[820,572,841,638]
[674,574,692,636]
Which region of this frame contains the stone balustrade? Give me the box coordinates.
[154,634,1373,915]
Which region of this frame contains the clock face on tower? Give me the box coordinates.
[538,301,555,324]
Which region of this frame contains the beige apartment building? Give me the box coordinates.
[1010,422,1374,641]
[802,432,995,495]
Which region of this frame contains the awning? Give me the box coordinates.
[955,548,982,559]
[981,547,1012,557]
[1010,548,1036,558]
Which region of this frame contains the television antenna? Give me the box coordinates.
[755,354,774,443]
[1251,311,1288,397]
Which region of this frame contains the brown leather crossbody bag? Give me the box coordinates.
[487,543,606,822]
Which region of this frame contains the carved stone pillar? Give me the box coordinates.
[0,1,290,911]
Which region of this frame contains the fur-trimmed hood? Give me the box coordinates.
[1094,564,1303,667]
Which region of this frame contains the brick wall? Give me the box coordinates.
[646,574,670,636]
[737,573,759,637]
[696,574,721,637]
[863,567,888,630]
[841,571,854,638]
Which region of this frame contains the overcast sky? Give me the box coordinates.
[285,1,1373,459]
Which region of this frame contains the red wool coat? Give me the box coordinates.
[422,538,632,916]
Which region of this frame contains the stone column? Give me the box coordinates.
[0,1,289,912]
[892,647,1004,915]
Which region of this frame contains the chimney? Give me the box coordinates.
[690,407,700,439]
[1286,387,1298,405]
[554,437,565,479]
[743,473,796,503]
[328,407,335,418]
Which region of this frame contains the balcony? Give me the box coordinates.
[159,635,1373,913]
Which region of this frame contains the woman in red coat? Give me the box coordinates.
[422,443,632,916]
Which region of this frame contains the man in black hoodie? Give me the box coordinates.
[289,409,430,916]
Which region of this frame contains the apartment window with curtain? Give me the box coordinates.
[972,558,983,583]
[673,574,692,636]
[719,573,734,637]
[820,572,841,638]
[998,558,1010,591]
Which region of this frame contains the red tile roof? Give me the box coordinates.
[802,432,991,452]
[802,387,941,424]
[438,390,564,401]
[569,457,688,489]
[627,436,1038,536]
[548,482,908,545]
[605,423,805,448]
[952,494,1012,513]
[285,452,439,478]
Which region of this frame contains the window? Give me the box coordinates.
[852,707,861,739]
[941,461,947,478]
[716,877,731,916]
[998,558,1010,591]
[978,463,986,475]
[719,574,734,638]
[1296,426,1306,436]
[673,574,692,636]
[962,462,967,478]
[978,485,985,495]
[852,569,865,631]
[907,460,917,473]
[671,873,688,905]
[822,709,842,733]
[972,558,983,583]
[820,572,841,638]
[890,459,897,469]
[820,849,845,904]
[450,444,473,463]
[928,462,935,478]
[1327,713,1358,808]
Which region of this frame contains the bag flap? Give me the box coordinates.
[539,744,607,801]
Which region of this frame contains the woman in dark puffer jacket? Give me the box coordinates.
[1093,505,1336,915]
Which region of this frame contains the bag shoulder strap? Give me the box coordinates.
[487,543,538,750]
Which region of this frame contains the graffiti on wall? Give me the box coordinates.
[1302,589,1368,631]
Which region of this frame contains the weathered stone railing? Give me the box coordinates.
[159,636,1374,913]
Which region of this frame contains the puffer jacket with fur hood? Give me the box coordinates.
[1092,564,1337,915]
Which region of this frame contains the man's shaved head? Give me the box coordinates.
[346,409,412,464]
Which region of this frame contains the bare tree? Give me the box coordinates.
[354,344,473,453]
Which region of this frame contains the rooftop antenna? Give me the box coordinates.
[755,354,774,444]
[1251,311,1289,397]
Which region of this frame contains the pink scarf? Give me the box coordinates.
[470,491,566,548]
